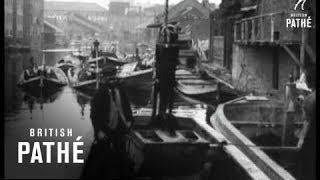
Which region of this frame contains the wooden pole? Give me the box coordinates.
[260,17,264,41]
[280,43,303,67]
[209,12,214,62]
[251,19,255,41]
[96,50,99,89]
[165,0,169,26]
[300,28,306,73]
[270,16,274,42]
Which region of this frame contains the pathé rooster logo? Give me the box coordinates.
[294,0,307,10]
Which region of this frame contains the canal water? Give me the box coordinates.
[4,81,215,179]
[4,55,299,179]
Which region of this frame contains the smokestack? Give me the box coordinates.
[202,0,210,8]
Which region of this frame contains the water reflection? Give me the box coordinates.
[5,66,230,179]
[73,89,93,118]
[5,86,94,178]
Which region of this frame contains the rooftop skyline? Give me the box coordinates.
[45,0,222,9]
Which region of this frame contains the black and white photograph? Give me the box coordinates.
[4,0,316,179]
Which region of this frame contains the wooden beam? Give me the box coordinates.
[235,11,285,23]
[245,20,248,43]
[234,23,237,41]
[270,16,274,42]
[251,19,255,41]
[212,104,296,180]
[241,22,245,41]
[230,121,304,126]
[209,144,299,152]
[260,17,264,41]
[305,42,316,63]
[300,29,306,72]
[280,43,303,67]
[191,114,270,180]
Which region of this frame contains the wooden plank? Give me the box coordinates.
[191,113,271,180]
[251,19,255,41]
[206,70,234,89]
[272,47,279,89]
[245,20,248,43]
[241,22,245,41]
[235,11,285,23]
[280,43,303,67]
[230,121,303,126]
[300,28,306,71]
[234,23,237,41]
[178,32,192,41]
[305,42,316,63]
[211,102,296,180]
[209,144,299,152]
[270,16,274,42]
[260,17,264,41]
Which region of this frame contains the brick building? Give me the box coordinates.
[5,0,14,38]
[108,1,130,15]
[44,20,67,49]
[44,1,107,47]
[12,0,23,39]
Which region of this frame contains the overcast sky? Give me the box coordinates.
[45,0,222,8]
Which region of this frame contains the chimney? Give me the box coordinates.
[202,0,210,8]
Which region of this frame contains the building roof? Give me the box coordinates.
[156,0,211,22]
[135,18,155,29]
[44,1,107,12]
[44,20,64,34]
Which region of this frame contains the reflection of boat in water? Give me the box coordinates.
[175,69,240,104]
[74,90,93,117]
[210,96,300,179]
[117,62,154,91]
[22,86,62,103]
[17,66,68,91]
[21,86,63,113]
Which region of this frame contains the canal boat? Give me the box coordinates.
[175,69,239,104]
[123,108,271,179]
[117,62,154,91]
[68,67,102,93]
[18,66,68,91]
[88,55,126,70]
[55,59,78,75]
[210,96,302,180]
[69,62,119,93]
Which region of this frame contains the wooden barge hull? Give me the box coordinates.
[210,97,298,180]
[119,70,153,91]
[18,76,66,90]
[124,109,271,179]
[72,79,101,93]
[175,69,239,105]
